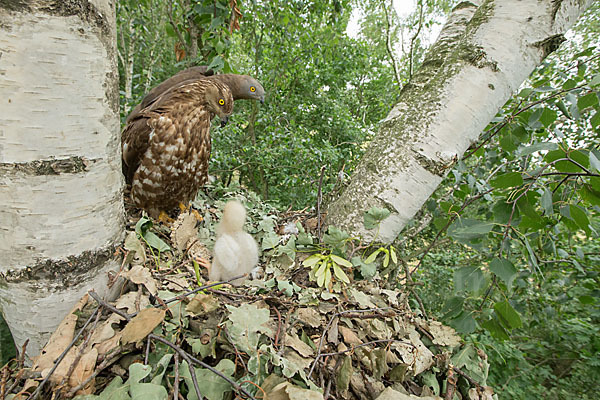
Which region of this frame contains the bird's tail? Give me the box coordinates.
[219,200,247,234]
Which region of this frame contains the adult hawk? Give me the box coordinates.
[126,66,265,123]
[122,79,233,217]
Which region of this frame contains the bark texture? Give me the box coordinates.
[0,0,124,358]
[326,0,593,243]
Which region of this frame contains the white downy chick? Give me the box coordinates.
[209,200,259,284]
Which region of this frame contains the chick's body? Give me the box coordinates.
[209,201,258,284]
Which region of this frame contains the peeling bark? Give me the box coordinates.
[0,0,124,358]
[326,0,593,243]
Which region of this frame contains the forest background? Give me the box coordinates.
[113,1,599,399]
[0,0,594,399]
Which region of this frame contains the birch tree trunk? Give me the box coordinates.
[326,0,593,243]
[0,0,124,358]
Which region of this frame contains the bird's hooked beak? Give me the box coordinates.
[260,96,265,105]
[220,116,229,127]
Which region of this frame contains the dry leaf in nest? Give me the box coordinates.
[428,321,461,347]
[33,294,88,373]
[121,308,166,345]
[115,291,151,314]
[171,212,198,252]
[163,274,190,291]
[284,333,314,358]
[339,325,362,346]
[123,265,158,295]
[267,381,324,400]
[398,329,434,376]
[296,307,322,328]
[186,293,220,315]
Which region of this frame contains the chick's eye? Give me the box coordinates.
[250,86,256,92]
[218,98,225,105]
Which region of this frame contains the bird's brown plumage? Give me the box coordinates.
[122,79,233,217]
[126,66,265,123]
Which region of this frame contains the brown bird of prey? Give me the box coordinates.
[126,66,265,123]
[122,79,233,218]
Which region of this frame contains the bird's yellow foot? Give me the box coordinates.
[179,202,203,222]
[158,210,174,224]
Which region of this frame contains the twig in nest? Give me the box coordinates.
[127,274,247,319]
[26,306,100,400]
[403,262,428,319]
[308,307,394,379]
[318,339,414,358]
[444,365,457,400]
[272,305,282,348]
[88,290,131,321]
[453,365,484,389]
[148,334,257,400]
[173,353,180,400]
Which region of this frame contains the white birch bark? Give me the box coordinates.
[326,0,593,243]
[0,0,124,358]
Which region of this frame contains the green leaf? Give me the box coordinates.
[454,266,485,294]
[322,226,350,248]
[490,172,523,189]
[450,311,477,334]
[363,207,391,229]
[577,92,599,111]
[142,231,170,253]
[494,301,523,329]
[590,73,600,87]
[226,304,272,353]
[332,263,350,284]
[489,258,518,290]
[481,317,510,341]
[516,142,558,156]
[578,295,595,304]
[261,232,280,250]
[127,363,168,400]
[302,254,323,268]
[591,111,600,129]
[352,256,376,280]
[523,235,539,271]
[206,55,224,73]
[364,248,382,264]
[383,251,390,268]
[539,108,557,127]
[540,188,553,215]
[442,296,465,319]
[569,205,591,234]
[390,246,397,264]
[589,151,600,172]
[314,260,328,277]
[330,254,353,268]
[448,219,494,242]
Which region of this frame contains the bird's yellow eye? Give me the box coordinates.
[250,86,256,92]
[218,98,225,105]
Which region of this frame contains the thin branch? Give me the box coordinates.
[88,290,131,321]
[408,0,424,80]
[382,0,402,85]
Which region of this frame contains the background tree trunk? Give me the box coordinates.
[326,0,593,243]
[0,0,124,359]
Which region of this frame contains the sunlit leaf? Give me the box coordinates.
[363,207,391,229]
[332,263,350,284]
[330,254,353,268]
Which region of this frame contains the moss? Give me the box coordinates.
[0,156,97,176]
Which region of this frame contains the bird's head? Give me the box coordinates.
[238,76,266,104]
[213,75,266,104]
[204,82,234,127]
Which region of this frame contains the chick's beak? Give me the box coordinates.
[220,116,229,128]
